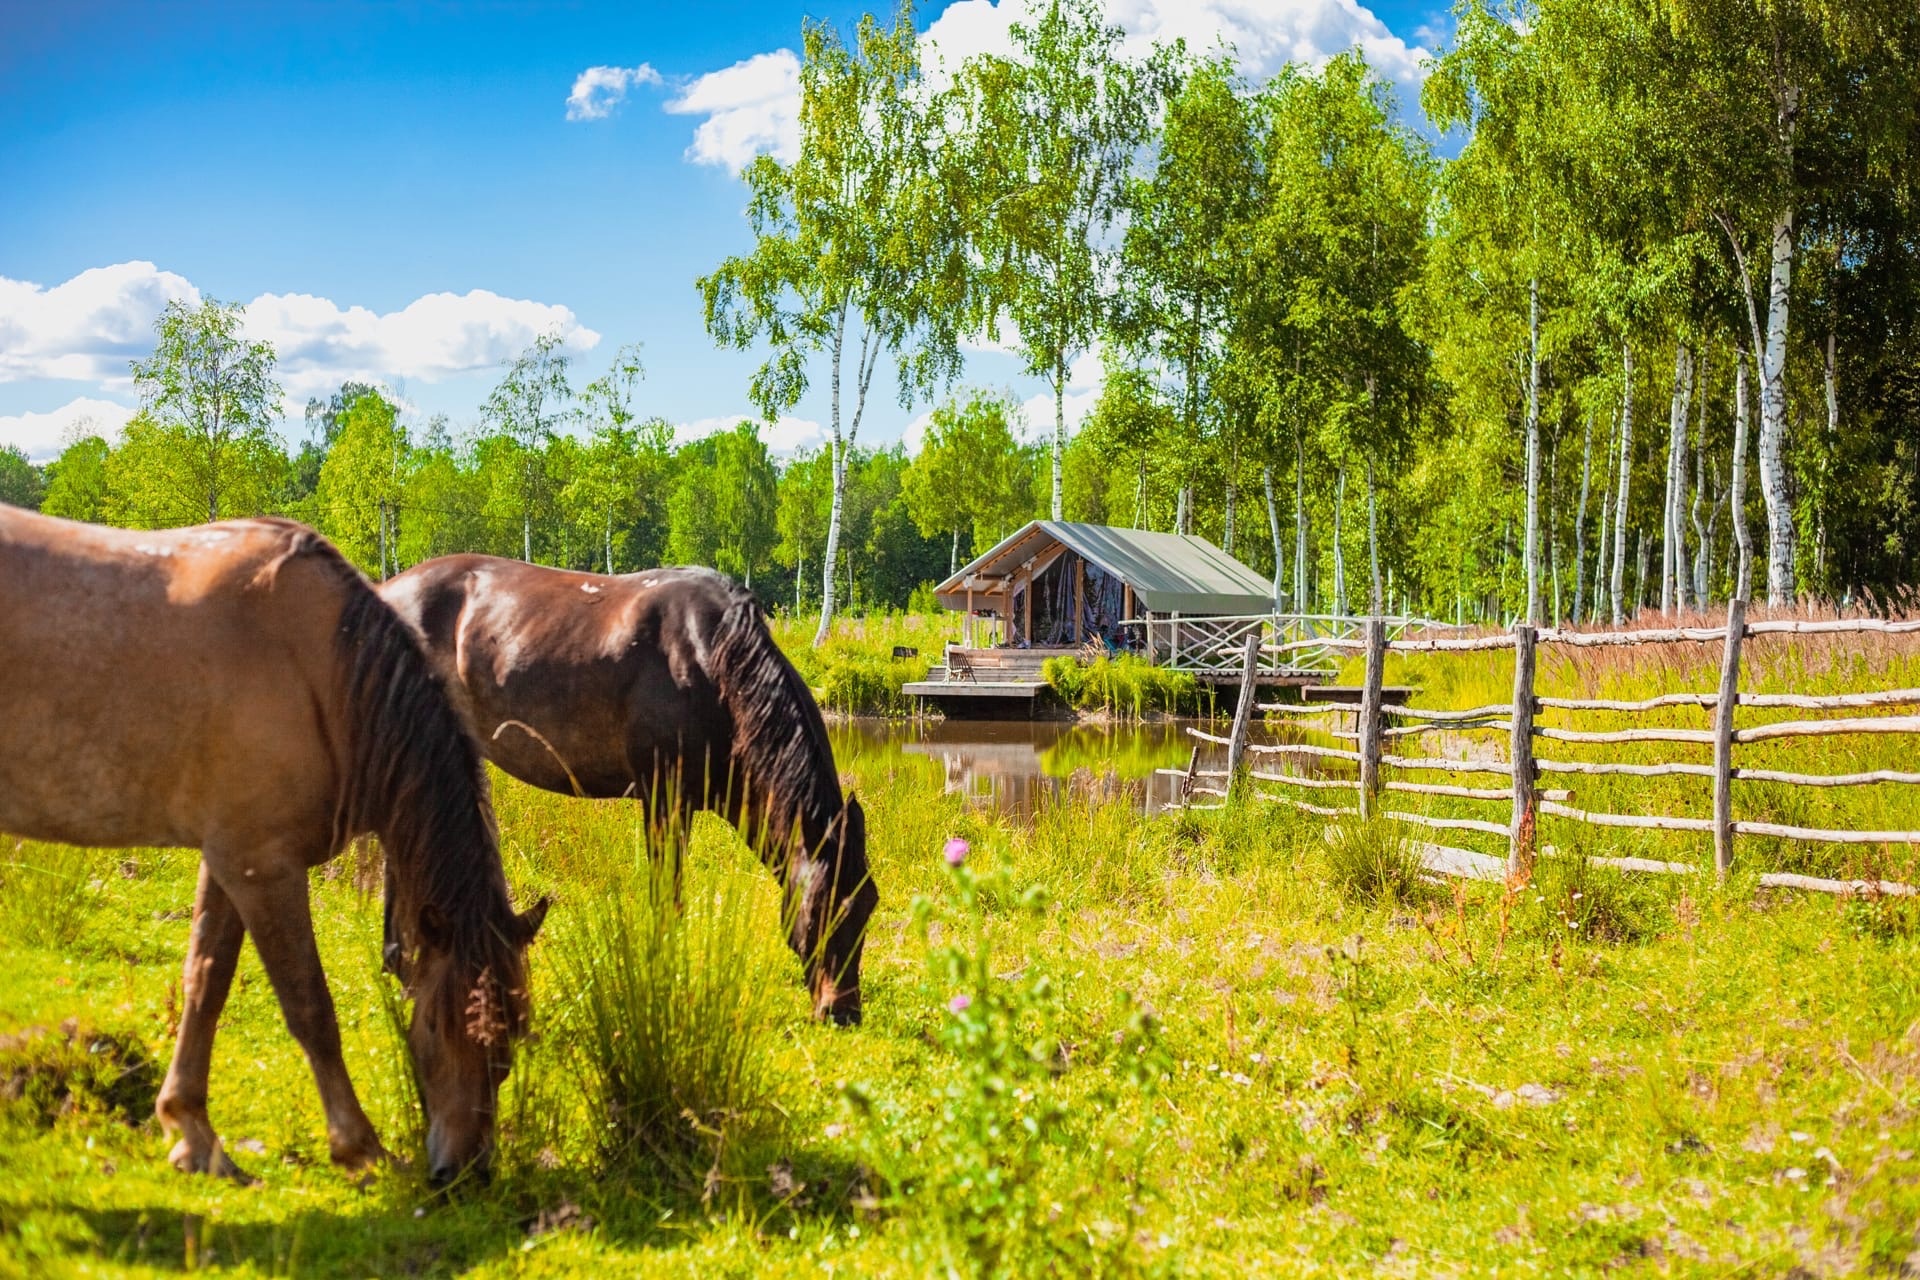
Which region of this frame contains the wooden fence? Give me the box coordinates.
[1173,604,1920,897]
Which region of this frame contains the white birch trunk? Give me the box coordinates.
[1592,419,1615,623]
[1661,343,1692,614]
[1293,437,1307,616]
[1367,456,1382,615]
[1331,466,1347,615]
[815,311,879,647]
[1223,473,1237,556]
[1051,355,1066,521]
[1610,342,1635,624]
[1690,360,1711,603]
[1524,278,1542,624]
[1756,212,1796,606]
[1263,466,1286,610]
[1731,346,1753,601]
[1572,412,1594,624]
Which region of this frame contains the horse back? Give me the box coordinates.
[380,556,741,799]
[0,509,352,851]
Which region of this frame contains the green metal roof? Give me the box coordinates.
[933,521,1276,615]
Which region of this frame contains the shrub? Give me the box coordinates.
[1042,653,1208,718]
[554,843,791,1184]
[1323,818,1426,905]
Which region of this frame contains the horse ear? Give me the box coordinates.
[517,894,552,944]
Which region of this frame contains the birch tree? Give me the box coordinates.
[962,0,1164,521]
[701,7,962,644]
[129,298,282,523]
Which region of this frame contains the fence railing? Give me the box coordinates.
[1176,603,1920,897]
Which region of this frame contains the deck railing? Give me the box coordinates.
[1120,611,1455,676]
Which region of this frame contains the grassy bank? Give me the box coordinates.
[771,611,943,717]
[6,717,1920,1274]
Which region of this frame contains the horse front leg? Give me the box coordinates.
[156,861,249,1179]
[219,857,387,1173]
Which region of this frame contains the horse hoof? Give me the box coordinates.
[169,1139,255,1184]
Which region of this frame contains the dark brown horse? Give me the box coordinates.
[379,556,876,1024]
[0,509,546,1185]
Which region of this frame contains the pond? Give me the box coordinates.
[829,717,1340,822]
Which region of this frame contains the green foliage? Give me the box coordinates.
[127,297,284,524]
[553,838,789,1184]
[1042,652,1206,718]
[38,435,109,522]
[850,836,1170,1276]
[1322,818,1425,906]
[314,389,408,576]
[0,446,43,510]
[901,388,1032,566]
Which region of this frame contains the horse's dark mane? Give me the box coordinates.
[275,526,530,1039]
[707,588,844,853]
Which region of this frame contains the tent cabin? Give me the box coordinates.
[932,520,1276,653]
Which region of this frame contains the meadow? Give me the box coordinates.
[4,623,1920,1276]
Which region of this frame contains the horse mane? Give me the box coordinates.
[706,587,844,854]
[268,525,531,1040]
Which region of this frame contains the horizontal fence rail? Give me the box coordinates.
[1181,603,1920,895]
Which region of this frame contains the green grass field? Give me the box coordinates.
[6,626,1920,1276]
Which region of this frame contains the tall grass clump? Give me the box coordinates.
[554,845,792,1183]
[1042,653,1208,718]
[0,839,104,950]
[1322,818,1425,904]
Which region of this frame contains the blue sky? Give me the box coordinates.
[0,0,1452,461]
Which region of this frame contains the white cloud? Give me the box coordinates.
[662,49,802,170]
[244,288,600,401]
[566,63,663,121]
[663,0,1430,173]
[0,262,601,409]
[0,262,198,387]
[0,396,136,462]
[675,413,825,456]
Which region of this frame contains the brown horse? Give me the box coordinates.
[378,556,876,1024]
[0,509,547,1185]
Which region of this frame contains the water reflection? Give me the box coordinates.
[831,718,1339,821]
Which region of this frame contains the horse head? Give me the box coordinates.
[401,893,549,1187]
[798,794,877,1026]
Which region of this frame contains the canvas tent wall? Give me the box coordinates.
[932,521,1275,647]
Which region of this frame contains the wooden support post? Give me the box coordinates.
[1172,613,1182,667]
[1226,631,1262,799]
[1509,621,1538,878]
[1357,617,1386,817]
[1022,570,1032,645]
[1713,597,1747,881]
[1180,744,1200,804]
[1074,557,1085,644]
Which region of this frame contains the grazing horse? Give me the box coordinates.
[378,556,876,1025]
[0,509,547,1185]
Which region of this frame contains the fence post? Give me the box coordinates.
[1508,621,1538,878]
[1179,744,1200,805]
[1226,631,1261,799]
[1358,617,1386,818]
[1713,597,1747,881]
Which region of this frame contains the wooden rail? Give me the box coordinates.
[1190,606,1920,895]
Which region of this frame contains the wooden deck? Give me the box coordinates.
[904,646,1072,719]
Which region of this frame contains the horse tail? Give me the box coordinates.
[706,587,843,852]
[265,525,530,1037]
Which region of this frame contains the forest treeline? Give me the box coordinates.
[4,0,1916,632]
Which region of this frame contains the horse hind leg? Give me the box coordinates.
[213,850,387,1173]
[156,861,250,1179]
